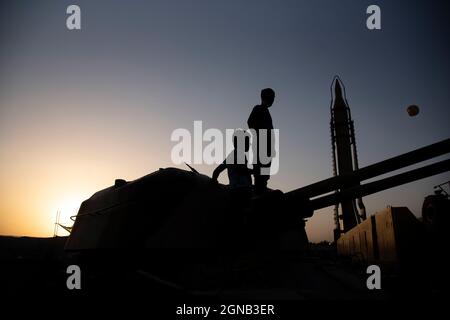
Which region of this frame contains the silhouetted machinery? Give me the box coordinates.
[64,139,449,293]
[66,138,449,250]
[422,181,450,237]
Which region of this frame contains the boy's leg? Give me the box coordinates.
[253,163,271,195]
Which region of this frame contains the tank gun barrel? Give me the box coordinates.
[310,158,450,210]
[285,138,450,200]
[283,138,450,216]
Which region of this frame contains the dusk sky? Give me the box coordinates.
[1,0,449,242]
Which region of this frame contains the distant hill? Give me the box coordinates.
[0,235,67,260]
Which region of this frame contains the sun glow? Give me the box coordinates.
[56,195,82,223]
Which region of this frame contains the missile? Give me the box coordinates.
[330,76,366,236]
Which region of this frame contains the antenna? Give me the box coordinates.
[53,209,61,237]
[184,162,199,174]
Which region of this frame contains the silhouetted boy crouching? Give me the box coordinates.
[212,129,252,195]
[212,129,253,243]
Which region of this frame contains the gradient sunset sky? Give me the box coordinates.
[0,0,449,242]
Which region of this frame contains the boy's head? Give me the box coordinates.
[261,88,275,107]
[233,129,250,152]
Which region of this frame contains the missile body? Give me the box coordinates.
[330,77,366,237]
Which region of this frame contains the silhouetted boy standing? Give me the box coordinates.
[247,88,275,195]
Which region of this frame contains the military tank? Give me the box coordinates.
[65,166,309,252]
[64,139,449,295]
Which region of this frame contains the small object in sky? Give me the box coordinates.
[407,105,420,117]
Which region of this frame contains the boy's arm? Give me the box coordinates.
[212,163,226,182]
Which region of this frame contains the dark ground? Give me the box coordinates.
[0,235,439,301]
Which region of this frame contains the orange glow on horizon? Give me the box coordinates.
[0,97,170,237]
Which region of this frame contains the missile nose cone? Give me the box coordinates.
[333,78,343,100]
[331,76,347,110]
